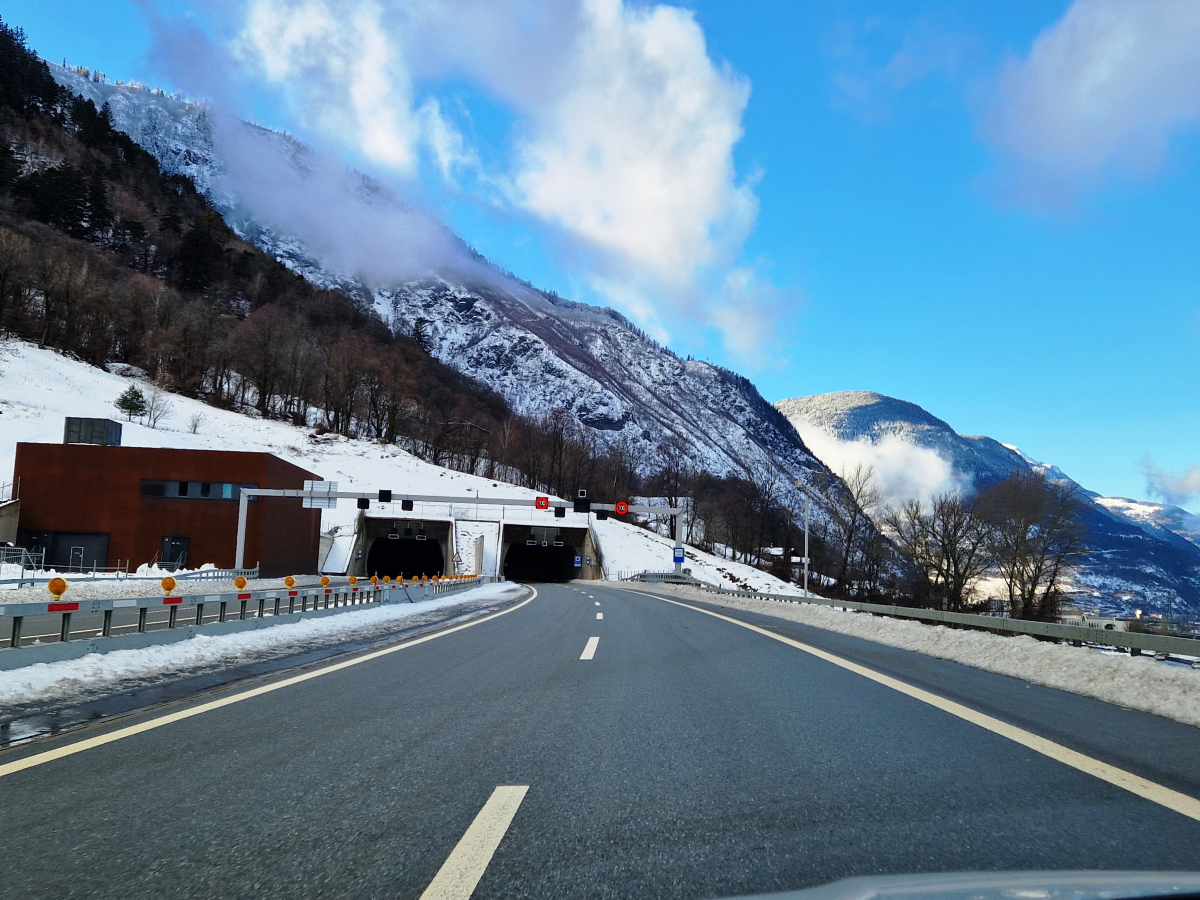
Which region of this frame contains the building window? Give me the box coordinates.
[141,480,258,500]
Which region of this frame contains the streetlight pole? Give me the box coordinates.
[804,490,810,598]
[795,481,811,598]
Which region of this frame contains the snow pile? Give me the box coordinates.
[654,584,1200,728]
[592,516,803,594]
[0,583,526,711]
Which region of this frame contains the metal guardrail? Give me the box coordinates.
[691,584,1200,661]
[623,571,715,587]
[0,575,493,651]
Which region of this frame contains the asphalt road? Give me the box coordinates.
[1,582,1199,900]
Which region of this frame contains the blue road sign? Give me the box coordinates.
[673,547,685,563]
[574,555,582,566]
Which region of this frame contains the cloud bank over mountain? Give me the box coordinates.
[146,0,772,356]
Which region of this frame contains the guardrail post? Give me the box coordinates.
[219,601,227,623]
[239,600,248,620]
[168,606,178,629]
[301,595,307,612]
[273,597,280,617]
[60,612,72,642]
[195,603,204,626]
[10,616,22,648]
[137,607,148,633]
[258,599,266,618]
[102,609,112,637]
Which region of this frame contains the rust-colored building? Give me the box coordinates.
[13,444,321,577]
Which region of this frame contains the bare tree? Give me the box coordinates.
[823,464,882,594]
[145,380,173,429]
[976,471,1088,620]
[187,412,205,434]
[883,493,991,611]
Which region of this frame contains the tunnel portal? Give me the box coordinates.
[503,543,579,582]
[367,536,445,579]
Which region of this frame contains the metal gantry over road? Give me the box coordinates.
[2,581,1200,899]
[234,486,687,572]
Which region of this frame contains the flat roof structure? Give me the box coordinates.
[13,443,321,577]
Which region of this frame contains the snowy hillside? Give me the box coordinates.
[776,390,1200,617]
[0,341,799,593]
[50,65,832,516]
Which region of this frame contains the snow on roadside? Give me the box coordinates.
[591,516,803,594]
[0,583,527,711]
[649,584,1200,729]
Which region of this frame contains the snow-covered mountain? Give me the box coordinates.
[777,391,1200,616]
[52,65,831,510]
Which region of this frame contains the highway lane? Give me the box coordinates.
[1,582,1199,900]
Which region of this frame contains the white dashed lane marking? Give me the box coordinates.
[419,785,529,900]
[596,613,603,620]
[580,636,600,660]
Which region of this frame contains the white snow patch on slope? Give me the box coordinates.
[0,583,526,710]
[655,585,1200,729]
[592,517,803,594]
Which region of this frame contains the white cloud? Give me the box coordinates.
[1144,461,1200,508]
[512,0,756,287]
[791,417,971,509]
[982,0,1200,202]
[237,0,421,172]
[214,0,771,350]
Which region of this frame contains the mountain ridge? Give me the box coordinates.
[49,63,836,513]
[777,390,1200,616]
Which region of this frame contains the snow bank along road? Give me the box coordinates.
[1,584,1199,900]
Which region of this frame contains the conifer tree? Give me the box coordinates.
[114,384,147,421]
[411,317,431,352]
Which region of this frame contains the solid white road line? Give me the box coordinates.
[0,589,539,780]
[596,612,603,620]
[419,785,529,900]
[580,636,600,660]
[635,590,1200,825]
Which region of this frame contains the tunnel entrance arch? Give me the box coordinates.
[366,537,444,579]
[503,542,579,582]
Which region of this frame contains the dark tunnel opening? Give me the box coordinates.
[504,544,579,582]
[367,538,445,579]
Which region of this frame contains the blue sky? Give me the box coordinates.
[5,0,1198,505]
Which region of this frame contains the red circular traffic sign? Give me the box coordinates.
[615,501,629,515]
[535,496,550,510]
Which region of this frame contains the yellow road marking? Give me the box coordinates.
[0,589,537,779]
[635,590,1200,824]
[419,785,528,900]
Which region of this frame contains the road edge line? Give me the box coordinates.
[0,587,538,779]
[632,589,1200,824]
